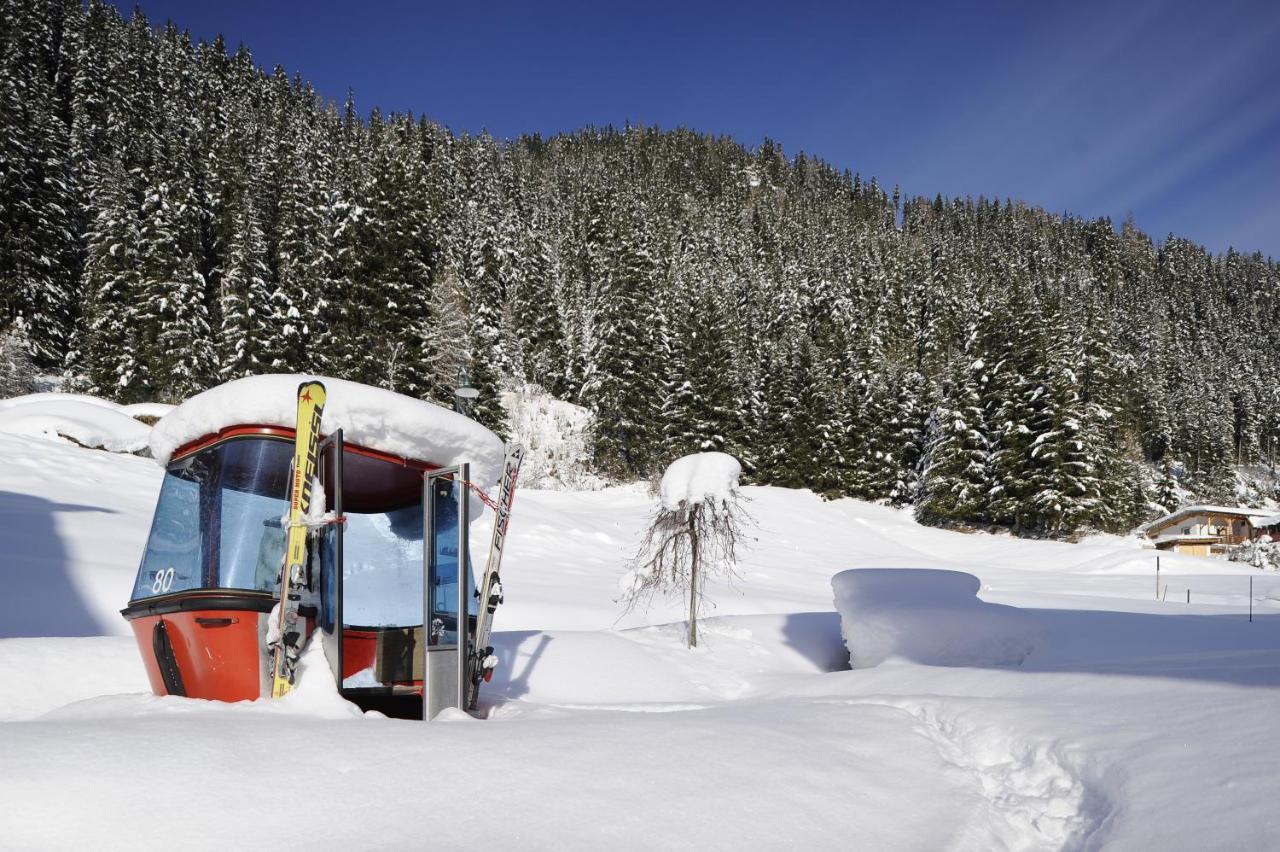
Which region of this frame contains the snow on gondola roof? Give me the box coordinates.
[150,374,506,487]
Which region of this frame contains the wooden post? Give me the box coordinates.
[1249,576,1253,623]
[1186,588,1190,604]
[1156,556,1160,601]
[687,504,699,649]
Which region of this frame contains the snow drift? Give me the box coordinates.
[832,568,1041,669]
[0,393,151,453]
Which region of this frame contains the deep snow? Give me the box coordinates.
[2,430,1279,850]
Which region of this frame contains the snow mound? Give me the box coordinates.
[0,393,150,453]
[150,374,506,487]
[659,452,742,511]
[832,569,1041,669]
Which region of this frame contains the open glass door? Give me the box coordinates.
[317,436,429,716]
[317,430,344,685]
[423,464,474,720]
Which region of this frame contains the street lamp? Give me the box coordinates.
[453,371,479,417]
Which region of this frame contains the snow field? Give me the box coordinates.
[2,433,1280,849]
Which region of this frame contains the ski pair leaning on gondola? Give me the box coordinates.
[266,381,327,698]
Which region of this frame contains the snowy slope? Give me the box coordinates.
[2,434,1279,850]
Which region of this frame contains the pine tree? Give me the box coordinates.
[216,186,272,379]
[586,198,662,477]
[0,0,80,365]
[918,349,990,525]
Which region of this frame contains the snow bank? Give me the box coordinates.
[150,374,506,487]
[659,452,742,511]
[832,569,1041,669]
[0,393,150,453]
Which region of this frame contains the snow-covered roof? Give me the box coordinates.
[659,452,742,511]
[1142,505,1274,533]
[0,393,151,453]
[150,375,506,488]
[1151,533,1222,546]
[1255,513,1280,529]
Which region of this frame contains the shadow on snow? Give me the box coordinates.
[0,490,118,638]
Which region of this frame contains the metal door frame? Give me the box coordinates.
[423,463,470,720]
[319,429,344,684]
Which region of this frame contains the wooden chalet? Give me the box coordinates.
[1143,505,1276,557]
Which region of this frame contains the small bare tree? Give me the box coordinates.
[620,454,749,648]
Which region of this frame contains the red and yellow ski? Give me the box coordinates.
[269,380,326,698]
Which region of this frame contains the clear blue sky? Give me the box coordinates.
[122,1,1280,258]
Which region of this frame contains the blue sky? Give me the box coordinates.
[124,1,1280,258]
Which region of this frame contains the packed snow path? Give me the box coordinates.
[2,432,1279,849]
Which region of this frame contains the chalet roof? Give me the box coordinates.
[1152,533,1221,545]
[1142,505,1274,534]
[1256,513,1280,528]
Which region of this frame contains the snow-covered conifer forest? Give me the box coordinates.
[4,0,1280,536]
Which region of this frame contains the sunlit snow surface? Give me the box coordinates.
[2,432,1280,850]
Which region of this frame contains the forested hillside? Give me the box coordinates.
[3,0,1279,534]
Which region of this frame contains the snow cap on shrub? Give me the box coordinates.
[659,452,742,512]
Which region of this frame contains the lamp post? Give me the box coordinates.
[453,370,479,417]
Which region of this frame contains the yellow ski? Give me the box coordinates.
[269,380,327,698]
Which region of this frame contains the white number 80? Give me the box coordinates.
[151,567,176,595]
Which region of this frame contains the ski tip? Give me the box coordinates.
[297,380,327,406]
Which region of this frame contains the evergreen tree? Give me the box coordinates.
[586,199,662,476]
[0,0,79,365]
[918,350,990,525]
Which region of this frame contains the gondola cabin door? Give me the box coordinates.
[423,465,473,720]
[319,438,475,719]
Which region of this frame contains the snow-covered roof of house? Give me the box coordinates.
[1255,513,1280,529]
[1151,533,1222,546]
[1142,505,1275,534]
[150,374,506,488]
